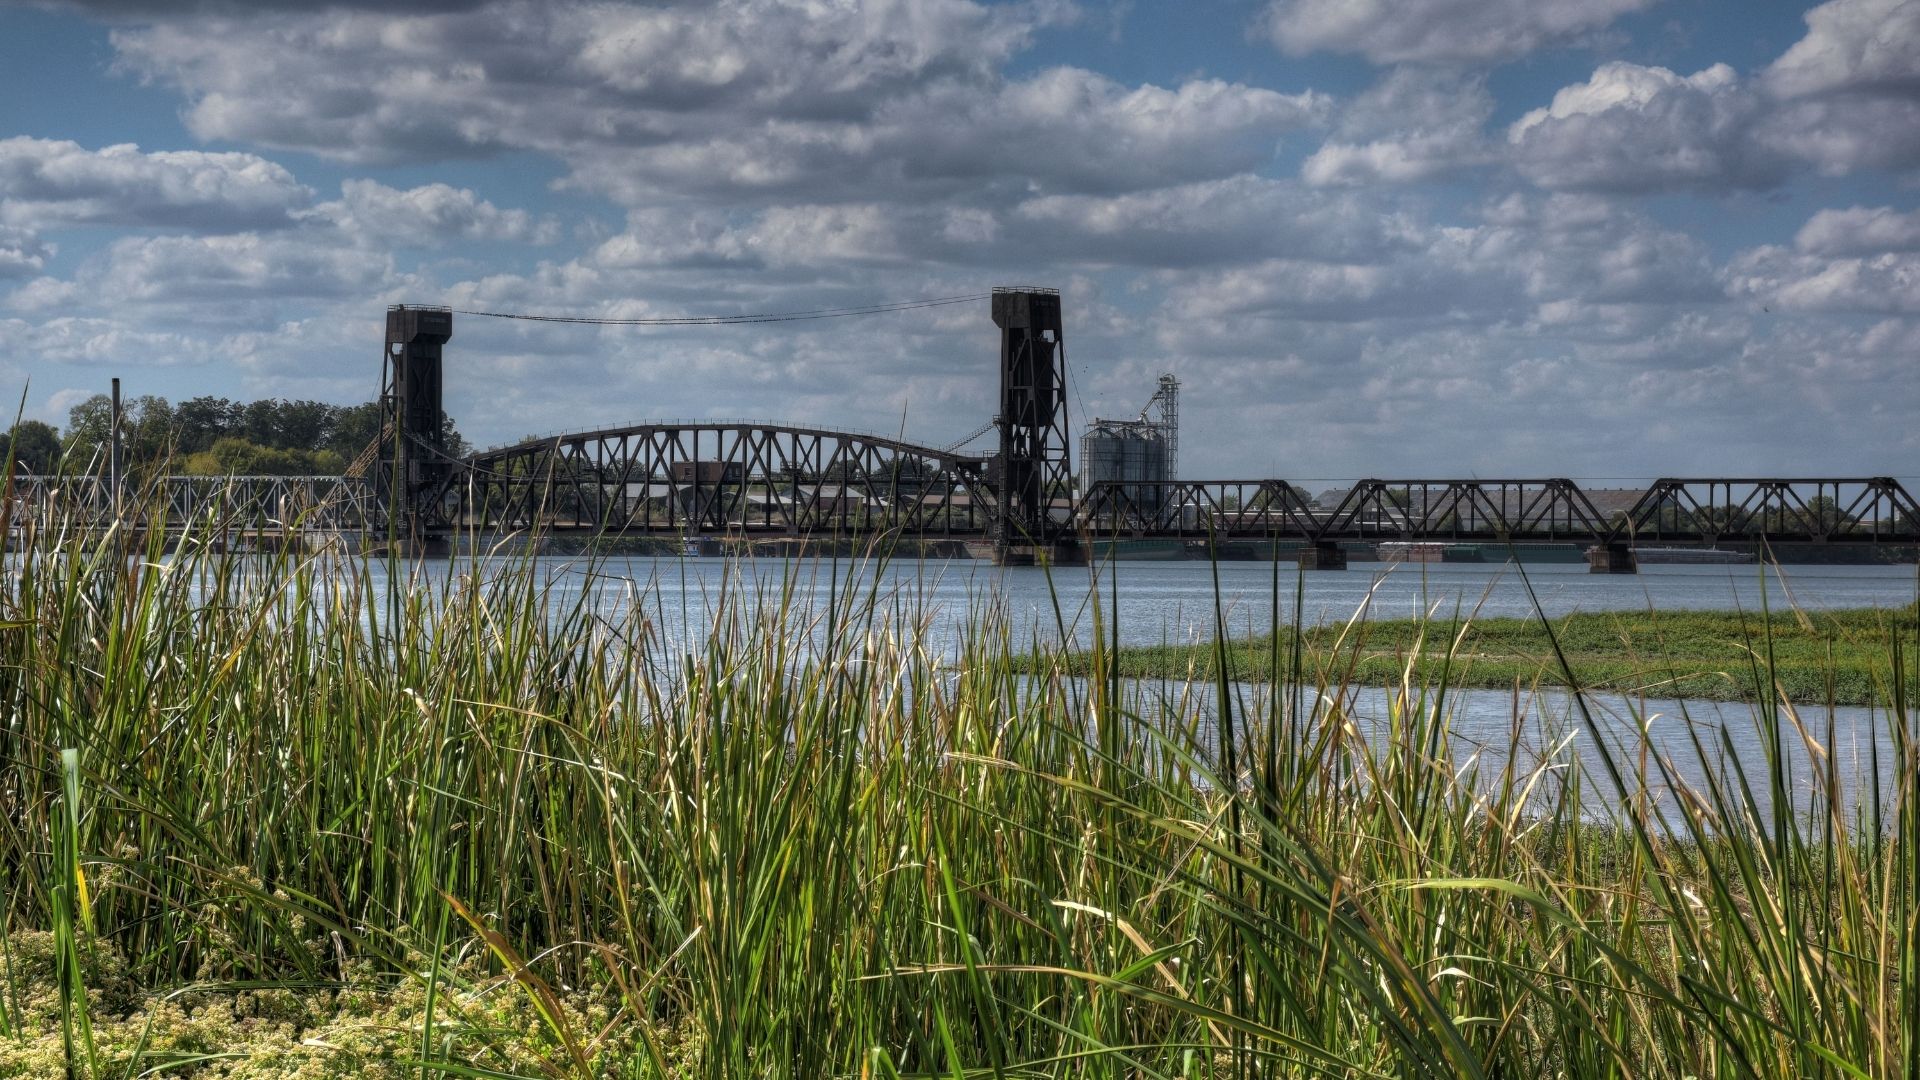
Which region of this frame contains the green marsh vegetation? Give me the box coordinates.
[0,475,1916,1077]
[1059,603,1916,708]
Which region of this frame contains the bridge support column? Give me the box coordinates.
[992,539,1086,567]
[991,287,1072,566]
[378,304,455,553]
[1300,541,1347,570]
[1586,542,1637,574]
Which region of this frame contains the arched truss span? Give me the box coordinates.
[456,422,999,537]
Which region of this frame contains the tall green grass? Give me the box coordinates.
[1067,605,1914,707]
[0,476,1914,1077]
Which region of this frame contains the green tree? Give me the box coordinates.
[65,394,113,451]
[276,400,335,451]
[127,396,174,461]
[65,393,173,464]
[2,420,61,473]
[237,398,336,451]
[325,402,385,459]
[443,414,471,457]
[1800,495,1852,532]
[323,401,469,460]
[173,396,242,454]
[240,399,283,448]
[62,393,462,474]
[1249,483,1311,511]
[185,437,338,477]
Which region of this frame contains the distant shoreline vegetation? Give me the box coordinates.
[2,394,467,477]
[1033,605,1920,708]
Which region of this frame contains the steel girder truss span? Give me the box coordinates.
[8,475,379,533]
[457,423,999,537]
[1078,477,1920,545]
[1613,478,1920,544]
[11,470,1913,549]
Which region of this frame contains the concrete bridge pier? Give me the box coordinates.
[1585,542,1637,574]
[994,539,1087,567]
[366,533,452,559]
[1300,541,1347,570]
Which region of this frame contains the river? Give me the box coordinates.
[498,554,1916,652]
[464,554,1911,819]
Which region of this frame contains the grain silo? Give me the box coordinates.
[1081,374,1179,511]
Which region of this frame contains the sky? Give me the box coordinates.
[0,0,1915,483]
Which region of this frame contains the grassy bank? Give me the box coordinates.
[1061,605,1918,707]
[2,484,1918,1077]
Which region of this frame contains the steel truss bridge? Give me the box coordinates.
[18,295,1915,569]
[7,474,375,536]
[366,295,1920,567]
[1075,477,1919,569]
[16,467,1914,568]
[445,448,1920,561]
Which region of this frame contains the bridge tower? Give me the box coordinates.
[991,287,1080,566]
[378,304,455,552]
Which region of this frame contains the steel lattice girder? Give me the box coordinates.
[8,475,378,533]
[1617,478,1920,543]
[1076,477,1920,544]
[455,423,997,537]
[11,471,1913,547]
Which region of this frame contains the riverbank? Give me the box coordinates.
[4,501,1918,1075]
[1041,605,1917,707]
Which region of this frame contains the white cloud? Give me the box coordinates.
[1508,63,1788,192]
[1475,194,1721,305]
[308,179,557,246]
[562,68,1328,203]
[107,0,1053,166]
[1756,0,1920,174]
[569,0,1042,101]
[1501,3,1920,193]
[1795,205,1920,255]
[0,226,52,278]
[0,314,231,368]
[1759,95,1920,175]
[3,277,80,312]
[1258,0,1655,65]
[540,176,1412,280]
[0,137,311,229]
[109,3,1315,204]
[1015,176,1416,266]
[1302,139,1475,185]
[741,204,908,266]
[1303,68,1496,186]
[1727,244,1920,314]
[1159,258,1408,323]
[78,231,394,305]
[1764,0,1920,98]
[1150,192,1719,332]
[586,209,759,270]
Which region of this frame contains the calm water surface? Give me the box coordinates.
[483,555,1917,653]
[400,554,1916,816]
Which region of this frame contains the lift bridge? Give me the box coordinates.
[15,290,1918,570]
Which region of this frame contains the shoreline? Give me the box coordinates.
[1030,604,1918,708]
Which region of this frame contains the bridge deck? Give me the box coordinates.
[13,465,1914,549]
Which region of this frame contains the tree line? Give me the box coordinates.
[2,395,468,476]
